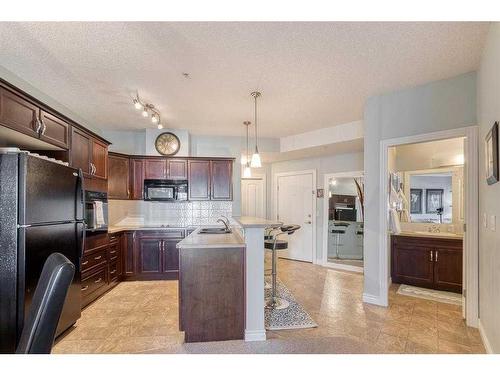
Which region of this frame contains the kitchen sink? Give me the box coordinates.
[199,227,232,234]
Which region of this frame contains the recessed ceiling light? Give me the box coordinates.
[182,72,190,79]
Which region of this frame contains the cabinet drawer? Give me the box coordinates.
[108,242,119,261]
[108,233,120,244]
[109,261,121,282]
[81,248,107,273]
[81,267,107,298]
[85,232,109,253]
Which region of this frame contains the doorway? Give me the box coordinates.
[274,170,316,263]
[378,126,478,328]
[322,171,364,273]
[241,175,267,218]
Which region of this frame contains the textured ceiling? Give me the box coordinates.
[0,22,489,137]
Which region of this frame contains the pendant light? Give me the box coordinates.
[243,121,252,178]
[250,91,262,168]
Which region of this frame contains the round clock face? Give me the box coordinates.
[155,132,181,156]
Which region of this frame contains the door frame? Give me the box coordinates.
[241,172,267,219]
[273,169,317,264]
[322,171,364,273]
[377,125,478,327]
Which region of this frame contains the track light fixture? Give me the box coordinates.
[133,92,163,128]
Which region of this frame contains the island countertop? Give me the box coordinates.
[176,227,245,249]
[232,216,282,228]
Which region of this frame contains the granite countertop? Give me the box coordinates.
[108,225,196,234]
[232,216,282,229]
[176,227,245,249]
[395,231,464,240]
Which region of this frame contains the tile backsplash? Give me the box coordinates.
[109,200,233,227]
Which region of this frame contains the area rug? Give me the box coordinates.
[397,284,462,305]
[264,277,318,330]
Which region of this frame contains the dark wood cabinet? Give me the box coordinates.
[130,158,144,199]
[391,235,462,293]
[123,231,136,277]
[163,239,180,277]
[39,110,70,149]
[144,159,167,179]
[0,87,41,139]
[138,238,163,274]
[210,160,233,200]
[167,159,187,179]
[71,127,92,176]
[91,139,108,180]
[188,160,211,200]
[108,153,130,199]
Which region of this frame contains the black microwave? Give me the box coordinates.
[144,179,188,201]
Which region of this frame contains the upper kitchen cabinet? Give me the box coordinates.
[91,138,108,180]
[70,127,92,176]
[38,110,70,149]
[130,158,145,200]
[210,160,233,200]
[144,159,167,179]
[108,153,130,199]
[188,160,211,200]
[167,159,187,180]
[0,87,41,139]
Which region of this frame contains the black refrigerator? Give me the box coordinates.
[0,150,84,353]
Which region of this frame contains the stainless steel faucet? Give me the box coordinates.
[217,217,231,232]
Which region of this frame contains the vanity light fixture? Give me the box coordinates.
[243,121,252,178]
[133,92,163,129]
[250,91,262,168]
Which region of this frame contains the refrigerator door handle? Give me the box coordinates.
[75,168,84,221]
[77,222,85,259]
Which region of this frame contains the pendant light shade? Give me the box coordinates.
[250,91,262,168]
[243,121,252,178]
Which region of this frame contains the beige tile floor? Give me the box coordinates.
[53,258,485,354]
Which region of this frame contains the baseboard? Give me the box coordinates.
[244,329,267,342]
[321,261,363,274]
[478,319,494,354]
[362,293,387,306]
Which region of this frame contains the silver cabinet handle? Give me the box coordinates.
[41,120,46,135]
[82,260,89,266]
[95,278,102,283]
[430,251,433,262]
[435,250,438,262]
[34,117,42,134]
[81,285,89,291]
[110,270,116,274]
[110,250,116,254]
[94,255,102,260]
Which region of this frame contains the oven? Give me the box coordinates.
[84,190,108,232]
[144,179,188,201]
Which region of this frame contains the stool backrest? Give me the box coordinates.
[280,225,301,235]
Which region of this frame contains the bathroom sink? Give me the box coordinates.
[198,227,232,234]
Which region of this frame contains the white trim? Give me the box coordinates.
[244,329,267,342]
[378,125,479,324]
[478,319,494,354]
[362,293,383,305]
[273,169,317,264]
[322,260,363,273]
[322,171,365,269]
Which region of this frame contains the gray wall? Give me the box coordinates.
[477,23,500,353]
[271,152,364,263]
[363,72,477,300]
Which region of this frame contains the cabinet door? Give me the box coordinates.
[162,239,180,278]
[138,238,163,274]
[167,159,187,179]
[91,139,108,180]
[434,247,462,293]
[144,159,167,179]
[71,127,92,176]
[188,160,210,200]
[108,154,130,199]
[391,242,434,288]
[0,87,40,138]
[39,110,70,149]
[211,160,233,200]
[123,232,136,277]
[130,158,145,199]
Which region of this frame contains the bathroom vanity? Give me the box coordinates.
[391,232,463,293]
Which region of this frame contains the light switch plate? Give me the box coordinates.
[490,215,496,231]
[483,213,488,228]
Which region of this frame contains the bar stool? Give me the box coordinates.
[265,224,301,310]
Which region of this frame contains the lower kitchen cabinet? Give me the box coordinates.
[391,235,463,293]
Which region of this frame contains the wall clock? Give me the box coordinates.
[155,132,181,156]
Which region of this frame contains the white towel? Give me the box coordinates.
[94,201,105,226]
[389,208,401,234]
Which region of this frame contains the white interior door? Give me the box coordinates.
[241,178,266,218]
[277,173,314,262]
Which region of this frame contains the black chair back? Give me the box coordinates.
[16,253,75,354]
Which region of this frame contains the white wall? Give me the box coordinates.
[271,151,364,263]
[363,72,477,302]
[477,23,500,353]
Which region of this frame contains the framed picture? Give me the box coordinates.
[316,189,324,198]
[485,121,499,185]
[426,189,444,213]
[410,189,422,214]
